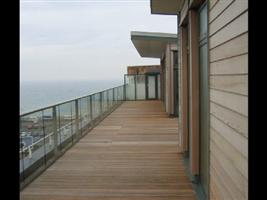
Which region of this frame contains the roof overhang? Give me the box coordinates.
[131,31,177,58]
[150,0,185,15]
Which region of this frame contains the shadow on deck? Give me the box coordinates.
[20,100,196,200]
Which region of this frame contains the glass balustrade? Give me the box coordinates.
[20,76,160,189]
[20,85,125,188]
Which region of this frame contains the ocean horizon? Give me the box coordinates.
[20,80,124,114]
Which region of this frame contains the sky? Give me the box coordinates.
[20,0,177,82]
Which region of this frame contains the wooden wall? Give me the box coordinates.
[208,0,248,199]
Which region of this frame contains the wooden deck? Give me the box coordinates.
[20,101,196,200]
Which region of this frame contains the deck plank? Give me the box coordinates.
[20,101,196,200]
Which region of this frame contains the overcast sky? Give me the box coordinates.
[20,0,177,81]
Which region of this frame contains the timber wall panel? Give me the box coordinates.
[208,0,248,199]
[210,89,247,117]
[210,33,248,62]
[210,175,225,200]
[209,0,234,23]
[210,102,248,137]
[210,115,247,158]
[209,0,219,10]
[210,11,248,49]
[210,166,234,200]
[209,0,248,35]
[210,54,248,75]
[210,128,248,179]
[210,152,247,200]
[209,75,248,95]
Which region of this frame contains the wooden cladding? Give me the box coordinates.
[208,0,248,199]
[180,26,189,152]
[178,1,248,199]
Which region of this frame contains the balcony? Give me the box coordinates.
[20,79,196,200]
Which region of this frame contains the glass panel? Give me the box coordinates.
[20,111,45,180]
[122,85,125,100]
[42,108,55,165]
[92,93,100,119]
[118,87,122,101]
[87,96,92,123]
[69,102,76,141]
[80,97,90,133]
[114,88,117,102]
[109,89,113,108]
[125,75,135,100]
[118,87,120,101]
[106,90,109,109]
[89,96,93,122]
[102,91,107,112]
[58,102,73,151]
[200,42,209,196]
[92,94,96,119]
[20,118,25,183]
[136,74,146,100]
[199,3,208,197]
[148,75,156,99]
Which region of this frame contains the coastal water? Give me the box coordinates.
[20,80,123,114]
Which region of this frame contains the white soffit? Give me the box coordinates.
[131,31,177,58]
[150,0,184,15]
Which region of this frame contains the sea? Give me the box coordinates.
[20,80,123,114]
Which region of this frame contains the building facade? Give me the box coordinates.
[150,0,248,199]
[127,65,161,75]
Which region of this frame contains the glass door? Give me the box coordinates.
[173,50,179,116]
[146,74,157,100]
[199,2,209,198]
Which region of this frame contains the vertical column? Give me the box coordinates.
[189,9,199,176]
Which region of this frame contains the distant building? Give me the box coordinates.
[127,65,161,75]
[131,31,178,116]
